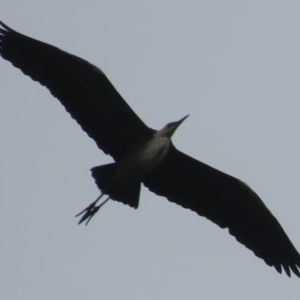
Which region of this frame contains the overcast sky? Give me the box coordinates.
[1,1,300,299]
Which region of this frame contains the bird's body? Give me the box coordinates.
[78,115,189,222]
[116,135,170,181]
[1,21,300,277]
[118,132,171,180]
[117,115,188,181]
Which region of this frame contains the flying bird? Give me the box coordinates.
[0,21,299,277]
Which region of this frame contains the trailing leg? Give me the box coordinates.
[76,194,110,225]
[76,163,142,225]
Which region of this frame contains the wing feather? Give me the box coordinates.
[144,145,300,277]
[0,21,154,161]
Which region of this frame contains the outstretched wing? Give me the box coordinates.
[144,145,300,277]
[0,21,154,161]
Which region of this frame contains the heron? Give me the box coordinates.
[0,21,299,277]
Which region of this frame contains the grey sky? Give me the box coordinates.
[1,1,300,299]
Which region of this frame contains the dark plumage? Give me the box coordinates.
[1,21,299,277]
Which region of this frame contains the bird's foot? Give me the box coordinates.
[76,194,110,225]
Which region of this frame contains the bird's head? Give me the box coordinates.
[155,114,189,138]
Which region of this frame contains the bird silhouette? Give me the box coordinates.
[1,21,299,277]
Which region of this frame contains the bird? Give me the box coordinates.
[0,21,299,278]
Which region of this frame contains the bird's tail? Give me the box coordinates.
[91,163,140,208]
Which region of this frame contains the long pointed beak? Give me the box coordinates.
[175,114,189,127]
[167,114,189,137]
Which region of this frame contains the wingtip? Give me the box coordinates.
[0,21,16,34]
[282,264,291,277]
[274,263,282,274]
[0,20,10,30]
[290,263,300,278]
[274,262,300,278]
